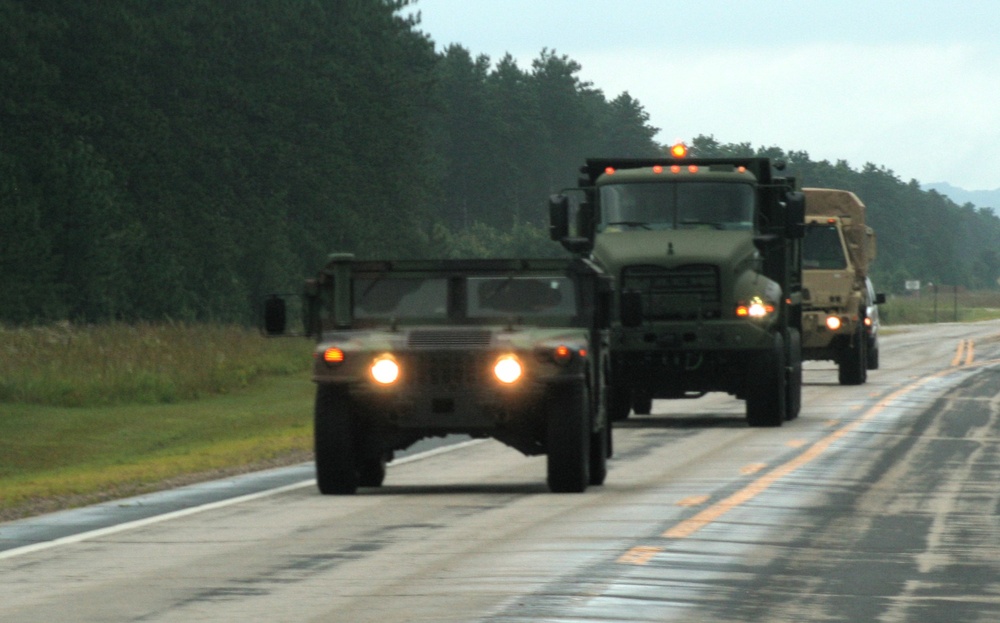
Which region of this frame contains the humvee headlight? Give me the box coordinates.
[493,355,523,384]
[370,355,400,385]
[826,316,842,331]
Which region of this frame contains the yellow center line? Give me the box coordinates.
[617,546,662,565]
[614,355,1000,565]
[951,340,966,367]
[965,340,975,366]
[661,371,950,541]
[676,494,711,507]
[740,463,768,475]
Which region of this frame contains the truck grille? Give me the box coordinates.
[622,264,721,320]
[407,329,493,348]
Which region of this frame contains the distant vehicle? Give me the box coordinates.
[864,276,886,369]
[801,188,879,384]
[265,254,613,494]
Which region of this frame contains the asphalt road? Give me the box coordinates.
[1,320,999,622]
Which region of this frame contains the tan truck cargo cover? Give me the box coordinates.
[803,187,876,274]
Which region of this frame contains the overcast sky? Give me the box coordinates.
[407,0,1000,191]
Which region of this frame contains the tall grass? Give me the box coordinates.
[880,289,1000,325]
[0,322,312,407]
[0,323,316,519]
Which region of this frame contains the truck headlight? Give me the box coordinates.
[735,297,776,319]
[825,316,842,331]
[493,354,523,384]
[370,355,400,385]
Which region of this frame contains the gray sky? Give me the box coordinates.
[407,0,1000,191]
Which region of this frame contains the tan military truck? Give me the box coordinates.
[801,188,883,385]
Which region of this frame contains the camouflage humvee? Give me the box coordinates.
[266,254,612,494]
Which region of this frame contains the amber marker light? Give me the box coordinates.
[323,347,345,364]
[670,142,688,158]
[604,166,616,175]
[493,354,523,384]
[370,355,400,385]
[553,345,573,365]
[652,165,664,174]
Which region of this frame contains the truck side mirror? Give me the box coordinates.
[263,295,287,335]
[875,293,886,305]
[549,194,570,241]
[784,191,805,239]
[577,201,595,241]
[620,291,643,328]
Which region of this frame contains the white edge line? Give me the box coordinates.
[0,438,487,561]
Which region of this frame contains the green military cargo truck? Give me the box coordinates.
[549,145,805,427]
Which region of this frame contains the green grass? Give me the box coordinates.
[0,323,316,520]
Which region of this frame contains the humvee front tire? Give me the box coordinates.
[746,334,786,428]
[314,384,359,495]
[546,382,590,493]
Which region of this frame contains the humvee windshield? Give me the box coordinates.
[803,224,848,269]
[468,276,576,318]
[352,275,577,320]
[598,182,754,231]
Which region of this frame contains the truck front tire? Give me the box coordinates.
[746,334,786,427]
[838,326,868,385]
[785,328,802,421]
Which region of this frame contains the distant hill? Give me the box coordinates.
[922,182,1000,211]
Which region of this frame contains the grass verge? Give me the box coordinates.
[0,323,316,522]
[0,375,315,521]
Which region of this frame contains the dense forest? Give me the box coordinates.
[1,0,997,325]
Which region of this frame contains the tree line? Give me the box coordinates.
[1,0,996,325]
[688,136,1000,294]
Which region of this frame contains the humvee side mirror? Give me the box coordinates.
[549,194,570,241]
[875,293,886,305]
[620,290,643,328]
[263,295,287,335]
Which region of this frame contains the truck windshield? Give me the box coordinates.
[468,276,576,318]
[803,224,848,269]
[598,182,754,231]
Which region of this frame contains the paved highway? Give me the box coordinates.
[2,320,999,622]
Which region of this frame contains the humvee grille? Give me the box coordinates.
[408,329,493,348]
[622,264,721,320]
[414,353,482,386]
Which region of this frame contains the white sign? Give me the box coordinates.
[905,280,921,291]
